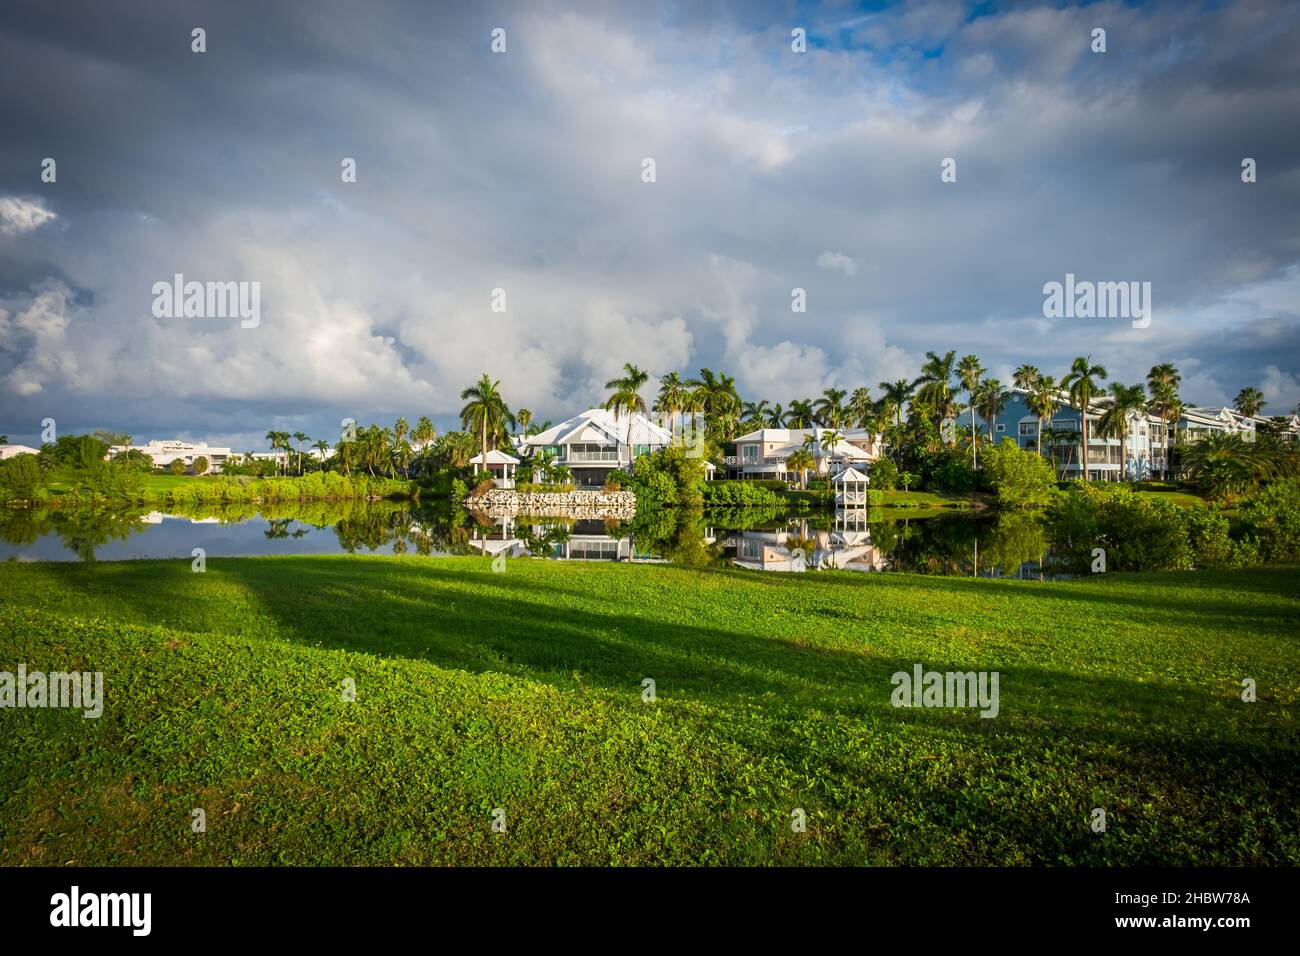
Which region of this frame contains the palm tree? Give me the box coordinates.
[265,430,290,476]
[974,378,1010,447]
[956,355,984,467]
[460,373,515,469]
[1013,364,1041,392]
[848,387,873,428]
[654,372,689,423]
[1061,356,1108,480]
[687,368,742,441]
[1146,364,1182,480]
[292,431,310,475]
[1234,386,1267,418]
[311,438,331,469]
[878,379,915,426]
[764,403,786,428]
[515,408,532,437]
[814,388,847,429]
[411,416,436,450]
[1181,432,1284,500]
[915,350,959,427]
[1097,383,1146,481]
[393,417,408,446]
[742,399,770,425]
[604,363,651,462]
[786,400,815,429]
[786,448,815,490]
[1026,375,1060,456]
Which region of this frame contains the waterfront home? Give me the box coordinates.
[518,408,674,489]
[0,443,39,460]
[726,427,881,480]
[108,439,233,473]
[1002,389,1165,481]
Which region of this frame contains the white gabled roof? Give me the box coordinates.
[469,449,520,465]
[522,409,673,449]
[832,466,870,483]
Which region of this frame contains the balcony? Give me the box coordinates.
[565,449,622,463]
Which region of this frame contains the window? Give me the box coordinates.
[633,444,650,458]
[741,444,758,464]
[1019,422,1037,436]
[996,424,1005,432]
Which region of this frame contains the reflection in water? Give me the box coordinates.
[0,499,1067,578]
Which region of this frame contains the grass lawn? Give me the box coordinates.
[878,490,979,508]
[1,557,1297,865]
[42,471,205,499]
[1131,489,1212,508]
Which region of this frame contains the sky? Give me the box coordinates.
[1,0,1298,451]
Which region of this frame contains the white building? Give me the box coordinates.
[0,443,40,460]
[727,427,881,480]
[109,439,233,473]
[519,408,675,488]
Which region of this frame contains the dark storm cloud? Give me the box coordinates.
[1,0,1298,450]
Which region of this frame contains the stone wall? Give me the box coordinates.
[467,488,637,519]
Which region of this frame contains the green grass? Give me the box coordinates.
[1,557,1296,866]
[878,490,978,508]
[1131,489,1211,508]
[42,471,209,499]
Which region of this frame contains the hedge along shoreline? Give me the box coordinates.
[160,473,417,506]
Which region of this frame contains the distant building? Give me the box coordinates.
[108,439,233,473]
[0,443,40,460]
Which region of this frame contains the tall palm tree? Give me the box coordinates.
[460,373,515,470]
[1146,364,1182,480]
[1027,375,1061,456]
[393,417,408,445]
[742,399,770,425]
[654,372,689,422]
[1097,383,1146,480]
[786,400,815,429]
[411,416,436,449]
[604,363,651,462]
[1013,364,1041,392]
[915,350,959,427]
[311,438,331,469]
[1062,357,1108,480]
[848,387,873,428]
[292,431,310,475]
[974,378,1010,447]
[515,408,532,437]
[956,355,984,467]
[687,368,742,441]
[878,379,915,426]
[1234,386,1267,418]
[265,430,290,476]
[814,388,847,429]
[764,403,786,428]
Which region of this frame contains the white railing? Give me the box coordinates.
[566,450,622,463]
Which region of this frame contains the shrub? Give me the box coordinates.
[924,452,976,495]
[0,454,43,503]
[1237,478,1300,562]
[450,478,468,502]
[702,480,784,507]
[192,456,209,475]
[169,460,186,476]
[1047,482,1191,572]
[981,438,1058,509]
[868,457,898,491]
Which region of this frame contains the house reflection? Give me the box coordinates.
[727,511,889,573]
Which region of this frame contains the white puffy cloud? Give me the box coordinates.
[0,196,56,237]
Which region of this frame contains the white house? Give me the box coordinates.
[469,449,520,489]
[109,439,233,473]
[0,443,40,460]
[519,408,674,488]
[727,427,880,480]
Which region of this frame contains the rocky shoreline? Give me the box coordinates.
[467,488,637,519]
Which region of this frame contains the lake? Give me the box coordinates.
[0,501,1067,578]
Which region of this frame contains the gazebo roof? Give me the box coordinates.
[832,466,870,483]
[469,449,520,466]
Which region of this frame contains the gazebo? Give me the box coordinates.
[469,449,521,489]
[832,466,870,507]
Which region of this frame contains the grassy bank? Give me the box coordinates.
[1,557,1296,865]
